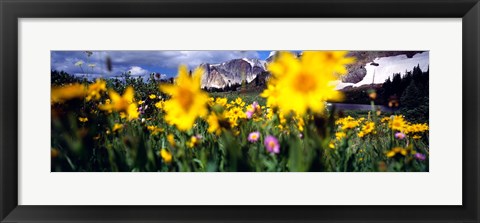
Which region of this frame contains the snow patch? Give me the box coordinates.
[335,52,429,90]
[242,58,256,68]
[267,51,277,58]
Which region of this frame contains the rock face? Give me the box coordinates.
[200,58,267,89]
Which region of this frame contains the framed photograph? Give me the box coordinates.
[1,0,479,222]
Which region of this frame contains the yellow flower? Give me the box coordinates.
[329,142,335,149]
[155,101,164,110]
[187,136,201,148]
[138,100,145,105]
[358,121,375,137]
[267,51,310,83]
[335,116,363,130]
[149,94,156,99]
[112,123,123,132]
[386,150,395,157]
[295,115,305,132]
[208,97,215,106]
[412,135,422,139]
[234,97,245,107]
[404,123,429,134]
[265,108,274,120]
[147,125,164,135]
[225,106,246,127]
[207,112,229,135]
[335,132,346,140]
[380,117,391,123]
[316,51,356,75]
[260,84,281,108]
[215,97,228,107]
[344,121,360,130]
[264,51,352,115]
[51,84,86,103]
[389,115,406,131]
[160,148,172,163]
[126,103,140,120]
[386,147,408,158]
[278,112,287,125]
[86,79,106,101]
[160,65,209,131]
[99,87,139,121]
[336,116,353,125]
[167,134,176,147]
[78,117,88,122]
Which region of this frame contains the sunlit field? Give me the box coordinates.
[51,51,429,172]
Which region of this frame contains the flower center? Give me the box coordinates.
[116,99,130,111]
[325,52,334,60]
[293,72,316,93]
[268,141,276,149]
[177,88,194,110]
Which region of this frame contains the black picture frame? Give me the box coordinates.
[1,0,479,222]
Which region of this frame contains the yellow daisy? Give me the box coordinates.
[263,51,352,115]
[99,87,139,121]
[160,65,209,131]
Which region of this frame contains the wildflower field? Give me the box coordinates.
[51,51,429,172]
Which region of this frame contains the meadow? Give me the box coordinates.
[51,51,429,172]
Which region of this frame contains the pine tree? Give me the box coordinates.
[401,80,420,108]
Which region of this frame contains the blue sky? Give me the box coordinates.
[51,50,274,79]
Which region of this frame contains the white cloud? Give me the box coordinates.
[127,66,150,76]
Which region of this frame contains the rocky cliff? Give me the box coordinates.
[200,58,266,89]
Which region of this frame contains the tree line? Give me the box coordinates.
[340,64,429,122]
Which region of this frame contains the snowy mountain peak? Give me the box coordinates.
[242,58,256,68]
[242,58,267,69]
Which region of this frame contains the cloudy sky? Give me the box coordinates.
[51,50,273,79]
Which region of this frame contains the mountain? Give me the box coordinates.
[200,58,267,89]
